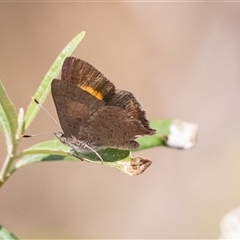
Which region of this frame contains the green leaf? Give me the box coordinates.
[24,31,85,130]
[0,225,19,240]
[21,139,71,156]
[69,147,130,163]
[16,108,24,140]
[14,138,151,176]
[0,104,11,153]
[14,153,77,170]
[13,140,77,170]
[0,79,18,153]
[15,139,130,167]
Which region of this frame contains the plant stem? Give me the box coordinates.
[0,154,14,187]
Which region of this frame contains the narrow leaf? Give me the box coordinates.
[0,103,12,153]
[15,139,131,173]
[0,79,18,153]
[16,108,24,140]
[69,147,130,163]
[14,153,77,170]
[16,139,130,164]
[0,225,19,240]
[14,140,75,169]
[24,31,85,130]
[15,140,149,175]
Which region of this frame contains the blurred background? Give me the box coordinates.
[1,2,240,239]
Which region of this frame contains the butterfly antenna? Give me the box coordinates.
[22,98,60,138]
[32,97,60,127]
[84,144,104,164]
[22,132,55,138]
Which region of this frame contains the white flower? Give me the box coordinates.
[166,120,198,149]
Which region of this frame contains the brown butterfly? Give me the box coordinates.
[51,57,155,161]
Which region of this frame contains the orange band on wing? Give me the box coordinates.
[79,85,103,100]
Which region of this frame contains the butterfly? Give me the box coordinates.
[51,57,155,161]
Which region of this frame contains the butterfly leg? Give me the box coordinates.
[83,144,104,164]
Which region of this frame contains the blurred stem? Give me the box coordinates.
[0,137,19,187]
[0,154,14,187]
